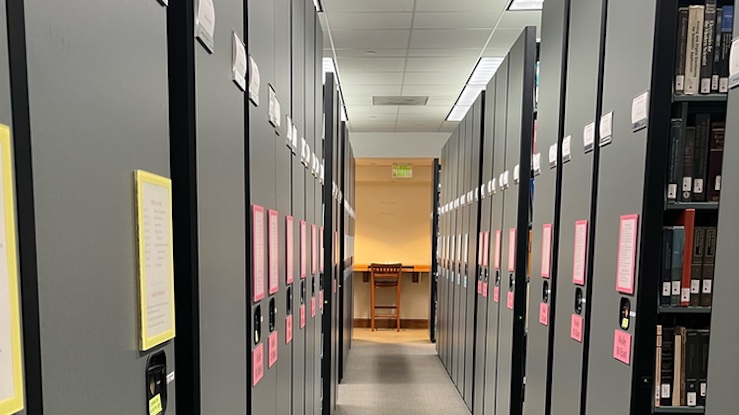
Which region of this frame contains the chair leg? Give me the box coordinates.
[371,281,375,332]
[396,284,401,332]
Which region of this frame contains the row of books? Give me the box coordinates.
[667,116,724,203]
[660,212,715,307]
[675,3,734,94]
[655,325,710,407]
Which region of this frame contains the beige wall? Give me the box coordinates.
[353,161,433,320]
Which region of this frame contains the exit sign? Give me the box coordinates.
[392,164,413,178]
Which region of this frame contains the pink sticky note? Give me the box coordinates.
[507,291,514,310]
[319,291,324,309]
[616,214,639,294]
[311,297,316,318]
[508,228,517,272]
[478,281,483,295]
[311,224,318,275]
[613,330,632,365]
[539,303,549,326]
[268,210,280,295]
[252,343,264,387]
[252,205,266,302]
[285,315,293,344]
[300,221,307,279]
[494,286,500,303]
[573,220,588,285]
[482,282,488,298]
[571,314,584,342]
[478,232,484,266]
[541,224,552,278]
[286,216,294,284]
[333,279,337,293]
[320,227,324,272]
[268,332,278,368]
[300,305,306,328]
[494,230,502,269]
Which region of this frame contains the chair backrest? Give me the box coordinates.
[369,263,402,284]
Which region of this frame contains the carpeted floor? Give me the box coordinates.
[336,329,471,415]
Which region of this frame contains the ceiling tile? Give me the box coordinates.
[351,113,398,122]
[349,105,400,114]
[338,57,407,72]
[340,71,404,85]
[395,121,444,132]
[326,12,413,29]
[397,114,447,123]
[334,49,408,57]
[342,84,402,96]
[331,29,411,50]
[405,57,478,72]
[401,84,462,96]
[413,12,499,29]
[348,121,398,132]
[410,29,490,49]
[485,28,529,53]
[397,106,451,115]
[414,0,505,12]
[426,96,458,106]
[403,71,469,85]
[498,11,541,29]
[343,95,374,105]
[406,48,482,57]
[323,0,415,12]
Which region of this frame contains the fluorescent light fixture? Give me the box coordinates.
[313,0,324,12]
[507,0,544,11]
[323,57,349,121]
[323,57,335,74]
[446,57,504,122]
[341,106,348,122]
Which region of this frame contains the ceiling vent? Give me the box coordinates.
[372,96,429,106]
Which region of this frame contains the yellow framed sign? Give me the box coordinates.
[0,124,24,415]
[135,170,176,351]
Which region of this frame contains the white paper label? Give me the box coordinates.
[661,384,671,399]
[291,125,299,152]
[662,282,671,296]
[167,371,175,384]
[702,279,712,294]
[672,281,681,295]
[680,288,690,303]
[503,171,510,188]
[600,112,614,144]
[300,137,310,166]
[667,184,678,200]
[675,75,685,91]
[691,280,700,294]
[687,392,697,407]
[491,178,497,193]
[230,32,247,91]
[631,92,649,131]
[195,0,216,52]
[683,177,692,192]
[513,165,520,183]
[268,85,282,130]
[533,153,541,174]
[730,38,739,88]
[701,383,707,396]
[562,136,572,162]
[248,55,261,106]
[583,123,595,151]
[548,143,558,166]
[693,178,704,194]
[715,175,722,191]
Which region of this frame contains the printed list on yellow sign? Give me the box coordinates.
[149,394,162,415]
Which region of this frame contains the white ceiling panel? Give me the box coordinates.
[403,71,469,85]
[334,49,409,57]
[338,57,407,72]
[348,121,398,132]
[406,48,482,57]
[425,96,458,106]
[484,28,528,55]
[323,0,415,12]
[413,12,499,29]
[398,114,447,124]
[352,113,398,122]
[409,29,491,49]
[405,57,478,72]
[343,96,374,106]
[398,106,451,115]
[327,12,414,29]
[340,71,405,86]
[349,105,401,114]
[401,84,462,96]
[498,11,541,29]
[342,84,402,96]
[331,29,411,50]
[395,122,444,131]
[414,0,506,12]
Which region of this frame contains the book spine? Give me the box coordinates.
[682,127,696,202]
[667,119,683,201]
[671,227,685,306]
[676,8,690,94]
[662,228,674,306]
[673,326,686,406]
[685,6,705,95]
[685,329,701,406]
[661,327,675,407]
[700,1,717,94]
[693,114,711,202]
[699,330,710,406]
[701,227,717,306]
[655,325,663,407]
[707,122,725,202]
[712,9,722,92]
[690,227,705,306]
[720,6,734,92]
[680,210,696,307]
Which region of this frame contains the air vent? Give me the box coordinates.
[372,96,429,106]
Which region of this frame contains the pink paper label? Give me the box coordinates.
[478,232,484,266]
[320,227,324,272]
[539,303,549,326]
[333,278,337,293]
[616,214,639,294]
[541,224,552,278]
[268,210,280,295]
[319,291,324,309]
[508,228,516,272]
[494,230,502,269]
[311,225,317,275]
[252,343,264,387]
[482,282,488,298]
[571,314,584,342]
[573,220,588,285]
[507,291,514,310]
[285,315,293,344]
[494,286,500,303]
[300,305,306,328]
[268,332,278,368]
[483,232,490,267]
[478,281,483,295]
[311,297,316,318]
[613,330,632,365]
[252,205,266,302]
[300,221,307,279]
[286,216,294,284]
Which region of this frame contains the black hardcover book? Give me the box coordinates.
[701,227,717,306]
[661,327,675,407]
[676,7,690,94]
[720,7,734,92]
[662,227,674,306]
[693,115,710,202]
[712,9,722,92]
[682,127,696,202]
[691,227,706,306]
[700,0,717,94]
[685,330,701,406]
[667,119,684,202]
[698,329,710,406]
[707,122,725,202]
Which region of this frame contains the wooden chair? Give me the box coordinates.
[369,263,402,332]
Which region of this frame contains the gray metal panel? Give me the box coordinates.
[454,122,466,391]
[192,0,248,412]
[549,0,604,413]
[584,0,655,413]
[524,1,568,414]
[312,12,323,415]
[23,0,173,413]
[705,10,739,411]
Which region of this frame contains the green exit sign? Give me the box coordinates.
[392,164,413,178]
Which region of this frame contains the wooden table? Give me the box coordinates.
[353,264,431,282]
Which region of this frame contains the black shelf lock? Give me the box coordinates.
[145,351,168,415]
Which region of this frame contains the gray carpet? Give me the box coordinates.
[336,335,472,415]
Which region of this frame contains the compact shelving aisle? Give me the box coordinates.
[582,0,731,414]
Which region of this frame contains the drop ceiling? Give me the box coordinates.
[320,0,541,133]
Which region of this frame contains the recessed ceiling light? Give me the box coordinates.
[507,0,544,11]
[446,57,504,122]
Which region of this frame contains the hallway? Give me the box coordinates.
[336,330,471,415]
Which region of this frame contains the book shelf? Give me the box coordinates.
[654,407,705,414]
